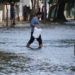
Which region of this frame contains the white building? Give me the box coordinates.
[17,0,32,20]
[0,0,44,23]
[0,0,32,22]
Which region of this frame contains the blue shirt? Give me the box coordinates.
[31,17,39,32]
[31,17,39,26]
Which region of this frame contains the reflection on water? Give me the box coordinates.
[0,52,75,75]
[0,52,74,75]
[44,39,75,48]
[0,52,31,74]
[0,39,75,74]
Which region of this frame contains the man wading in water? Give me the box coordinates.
[26,13,43,48]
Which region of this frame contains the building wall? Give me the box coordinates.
[20,0,31,7]
[0,5,3,22]
[0,0,32,22]
[16,0,32,21]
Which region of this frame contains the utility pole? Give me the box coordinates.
[6,3,8,27]
[44,0,47,23]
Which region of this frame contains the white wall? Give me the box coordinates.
[0,11,3,22]
[0,0,32,22]
[17,0,32,20]
[20,0,31,7]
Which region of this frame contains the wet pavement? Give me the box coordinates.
[0,24,75,75]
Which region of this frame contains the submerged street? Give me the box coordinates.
[0,24,75,75]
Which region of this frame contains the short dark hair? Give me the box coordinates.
[36,12,42,16]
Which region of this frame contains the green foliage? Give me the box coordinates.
[48,0,53,4]
[67,0,74,8]
[0,0,3,4]
[0,0,20,3]
[8,0,20,3]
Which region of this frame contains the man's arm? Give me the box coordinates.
[31,17,40,28]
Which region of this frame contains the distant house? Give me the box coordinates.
[0,0,32,23]
[17,0,32,21]
[0,0,44,22]
[16,0,43,21]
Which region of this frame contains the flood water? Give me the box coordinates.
[0,25,75,75]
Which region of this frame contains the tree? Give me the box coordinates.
[10,3,16,27]
[3,0,20,3]
[48,0,53,4]
[48,0,75,22]
[0,0,3,4]
[31,0,36,15]
[30,0,40,20]
[48,0,55,21]
[55,0,67,22]
[66,0,75,18]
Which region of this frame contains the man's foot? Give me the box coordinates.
[38,44,43,49]
[26,44,30,48]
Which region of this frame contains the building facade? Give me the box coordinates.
[0,0,32,23]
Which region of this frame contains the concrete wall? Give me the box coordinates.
[0,11,3,22]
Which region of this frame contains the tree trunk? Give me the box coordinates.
[54,0,67,22]
[48,4,57,21]
[6,4,8,27]
[48,0,67,22]
[16,5,20,21]
[2,5,5,21]
[30,0,40,20]
[31,0,36,14]
[10,3,16,27]
[30,0,36,20]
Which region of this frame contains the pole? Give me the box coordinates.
[44,0,46,23]
[6,4,8,27]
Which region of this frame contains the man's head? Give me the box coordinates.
[35,12,42,19]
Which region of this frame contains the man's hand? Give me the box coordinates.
[35,25,40,28]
